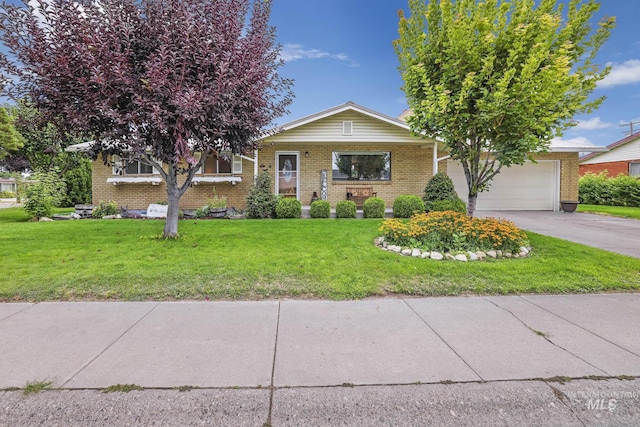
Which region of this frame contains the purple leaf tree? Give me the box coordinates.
[0,0,293,237]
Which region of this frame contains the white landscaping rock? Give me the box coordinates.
[389,245,402,253]
[39,217,53,222]
[486,250,497,258]
[475,251,486,260]
[455,254,468,262]
[411,248,421,257]
[520,246,529,255]
[401,248,412,256]
[430,252,444,261]
[496,250,503,258]
[467,251,478,261]
[421,251,431,259]
[445,253,456,261]
[71,213,81,219]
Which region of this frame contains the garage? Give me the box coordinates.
[447,160,560,211]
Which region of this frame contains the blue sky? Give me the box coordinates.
[269,0,640,148]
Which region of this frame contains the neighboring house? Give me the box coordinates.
[0,177,17,194]
[67,102,607,212]
[579,132,640,177]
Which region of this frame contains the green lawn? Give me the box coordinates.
[1,207,639,301]
[577,204,640,219]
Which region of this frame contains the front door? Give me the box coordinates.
[276,152,299,199]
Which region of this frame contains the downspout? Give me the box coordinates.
[433,141,438,175]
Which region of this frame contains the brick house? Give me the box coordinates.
[579,132,640,177]
[67,102,607,212]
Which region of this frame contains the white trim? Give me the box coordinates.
[280,102,412,133]
[192,176,242,185]
[275,151,300,200]
[106,177,162,185]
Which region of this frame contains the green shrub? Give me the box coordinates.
[92,200,118,218]
[393,194,425,218]
[423,172,460,210]
[609,175,640,207]
[246,169,278,219]
[62,159,92,206]
[363,197,385,218]
[336,200,356,218]
[578,172,611,205]
[310,200,331,218]
[579,173,640,207]
[0,190,16,198]
[276,197,302,219]
[429,198,467,214]
[23,172,66,219]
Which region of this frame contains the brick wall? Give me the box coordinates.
[579,161,632,177]
[91,159,253,209]
[258,143,434,207]
[91,149,577,210]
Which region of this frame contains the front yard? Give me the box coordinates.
[1,207,639,301]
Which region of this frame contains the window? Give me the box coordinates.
[112,155,156,175]
[203,155,231,174]
[200,154,242,174]
[332,152,391,181]
[630,162,640,177]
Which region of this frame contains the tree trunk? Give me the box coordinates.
[163,187,181,238]
[467,193,478,218]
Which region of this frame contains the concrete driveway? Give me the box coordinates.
[481,210,640,258]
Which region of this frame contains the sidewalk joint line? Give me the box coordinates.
[0,303,34,322]
[5,374,637,393]
[545,383,588,427]
[519,295,640,359]
[484,297,609,376]
[402,299,484,382]
[59,302,161,388]
[265,300,281,427]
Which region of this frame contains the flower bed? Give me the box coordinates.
[378,211,530,261]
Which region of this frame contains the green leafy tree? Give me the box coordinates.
[395,0,615,216]
[0,107,23,160]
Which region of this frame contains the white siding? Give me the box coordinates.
[265,111,421,144]
[581,137,640,164]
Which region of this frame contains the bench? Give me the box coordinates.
[346,187,377,209]
[74,204,95,218]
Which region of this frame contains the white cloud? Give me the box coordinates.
[574,117,613,130]
[599,59,640,88]
[280,43,359,67]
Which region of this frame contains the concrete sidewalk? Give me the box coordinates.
[2,294,640,425]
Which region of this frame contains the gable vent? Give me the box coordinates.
[342,121,353,136]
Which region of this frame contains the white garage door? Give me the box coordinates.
[447,160,559,211]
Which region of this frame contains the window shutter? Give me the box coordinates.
[232,156,243,174]
[152,160,161,175]
[112,155,123,175]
